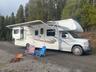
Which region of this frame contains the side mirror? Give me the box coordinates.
[62,34,66,38]
[62,33,69,38]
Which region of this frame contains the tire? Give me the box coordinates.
[72,46,83,56]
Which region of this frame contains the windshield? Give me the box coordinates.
[69,32,82,38]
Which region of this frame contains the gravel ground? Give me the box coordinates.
[0,49,78,72]
[0,60,72,72]
[0,41,96,72]
[0,41,72,72]
[0,49,14,64]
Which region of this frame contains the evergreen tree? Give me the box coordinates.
[89,0,96,6]
[26,0,66,21]
[5,16,11,25]
[25,3,29,22]
[0,16,6,40]
[0,16,5,29]
[61,0,79,19]
[10,12,15,24]
[16,5,25,23]
[44,0,66,20]
[28,0,45,21]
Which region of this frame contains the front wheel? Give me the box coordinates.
[72,46,83,56]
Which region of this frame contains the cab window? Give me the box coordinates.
[69,32,81,38]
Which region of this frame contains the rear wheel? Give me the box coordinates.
[72,46,83,56]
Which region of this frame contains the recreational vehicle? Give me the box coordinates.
[7,19,91,56]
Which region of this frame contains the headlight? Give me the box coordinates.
[84,41,89,46]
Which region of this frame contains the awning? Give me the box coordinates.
[6,20,45,28]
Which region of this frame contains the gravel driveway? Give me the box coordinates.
[0,41,96,72]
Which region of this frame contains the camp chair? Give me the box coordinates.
[34,46,46,57]
[28,45,35,54]
[25,45,35,55]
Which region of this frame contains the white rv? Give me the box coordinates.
[7,19,91,56]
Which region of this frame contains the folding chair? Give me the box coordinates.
[34,46,46,57]
[25,45,36,55]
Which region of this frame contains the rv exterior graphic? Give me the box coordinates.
[7,19,91,56]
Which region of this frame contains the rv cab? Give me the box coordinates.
[59,31,91,55]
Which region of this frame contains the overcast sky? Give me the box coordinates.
[0,0,29,16]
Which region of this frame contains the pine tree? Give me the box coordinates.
[25,3,29,22]
[28,0,38,21]
[26,0,66,21]
[0,16,5,29]
[44,0,66,20]
[0,16,6,40]
[10,12,15,24]
[28,0,45,21]
[16,5,25,23]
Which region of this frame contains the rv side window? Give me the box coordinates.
[47,29,55,36]
[14,29,19,34]
[35,30,38,36]
[40,28,44,34]
[21,29,24,34]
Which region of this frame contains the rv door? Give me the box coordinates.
[12,27,24,39]
[59,31,71,51]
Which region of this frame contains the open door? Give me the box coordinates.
[12,27,24,39]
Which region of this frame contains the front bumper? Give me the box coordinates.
[83,45,92,53]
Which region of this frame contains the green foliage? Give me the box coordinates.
[28,0,45,21]
[61,0,79,19]
[25,3,29,22]
[10,12,15,24]
[26,0,66,21]
[16,5,25,23]
[0,16,5,29]
[0,16,12,41]
[76,4,96,31]
[5,16,10,25]
[61,0,96,31]
[45,0,66,20]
